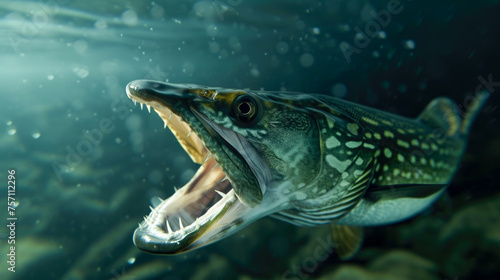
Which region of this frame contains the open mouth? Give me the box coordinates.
[126,81,252,254]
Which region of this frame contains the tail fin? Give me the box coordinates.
[418,90,489,137]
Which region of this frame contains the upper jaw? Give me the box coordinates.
[126,80,271,254]
[126,80,210,164]
[126,80,204,102]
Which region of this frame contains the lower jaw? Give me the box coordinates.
[134,189,238,254]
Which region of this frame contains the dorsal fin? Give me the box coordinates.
[417,97,461,136]
[418,91,489,136]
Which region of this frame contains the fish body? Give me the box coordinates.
[126,80,488,258]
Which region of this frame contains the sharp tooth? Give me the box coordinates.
[149,205,155,212]
[133,100,137,105]
[204,153,212,163]
[187,130,193,138]
[146,104,151,113]
[166,220,173,234]
[195,218,200,230]
[174,186,178,192]
[178,217,184,231]
[215,190,226,198]
[164,120,168,129]
[169,112,173,120]
[211,163,220,171]
[140,103,143,110]
[221,176,229,183]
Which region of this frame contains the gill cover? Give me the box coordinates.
[193,92,269,207]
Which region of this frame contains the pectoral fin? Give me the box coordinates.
[331,224,364,260]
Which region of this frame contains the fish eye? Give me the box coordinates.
[238,101,254,116]
[232,95,260,124]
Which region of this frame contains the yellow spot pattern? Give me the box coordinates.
[384,130,394,138]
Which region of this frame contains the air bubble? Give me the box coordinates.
[404,40,416,49]
[182,62,195,75]
[331,83,347,98]
[94,19,107,29]
[250,68,260,77]
[206,24,218,36]
[73,39,88,54]
[276,42,289,55]
[148,170,163,184]
[181,169,195,182]
[73,66,89,78]
[150,4,164,19]
[209,42,220,53]
[122,10,138,26]
[295,20,305,30]
[397,84,407,93]
[299,53,314,67]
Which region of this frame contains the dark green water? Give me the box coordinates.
[1,0,499,279]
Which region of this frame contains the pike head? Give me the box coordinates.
[126,80,322,254]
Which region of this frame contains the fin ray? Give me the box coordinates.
[331,224,363,260]
[418,90,489,136]
[418,97,461,136]
[366,183,447,201]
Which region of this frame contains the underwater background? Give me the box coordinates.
[1,0,499,279]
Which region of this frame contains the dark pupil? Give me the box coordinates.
[238,102,252,115]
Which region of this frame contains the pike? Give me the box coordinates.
[126,80,488,259]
